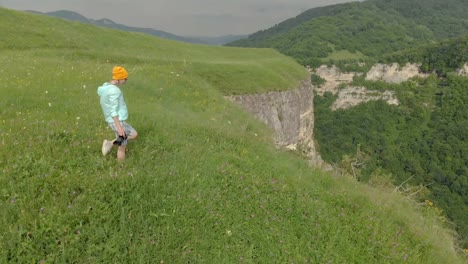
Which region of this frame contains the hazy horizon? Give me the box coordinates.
[0,0,360,37]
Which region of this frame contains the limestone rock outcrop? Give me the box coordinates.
[227,79,322,166]
[332,87,399,110]
[312,63,425,110]
[365,63,428,83]
[457,63,468,76]
[313,65,357,95]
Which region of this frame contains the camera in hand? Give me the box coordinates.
[114,135,127,146]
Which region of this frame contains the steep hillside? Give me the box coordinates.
[227,0,468,66]
[0,8,465,263]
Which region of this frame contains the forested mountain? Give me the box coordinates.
[227,0,468,66]
[314,35,468,247]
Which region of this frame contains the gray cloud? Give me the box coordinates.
[0,0,360,36]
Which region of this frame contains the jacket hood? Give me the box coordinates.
[97,82,111,97]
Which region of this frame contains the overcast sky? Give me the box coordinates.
[0,0,359,36]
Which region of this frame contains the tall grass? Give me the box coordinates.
[0,8,464,263]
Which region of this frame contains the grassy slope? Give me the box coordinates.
[0,8,464,263]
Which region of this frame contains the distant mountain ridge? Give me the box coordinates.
[27,10,247,45]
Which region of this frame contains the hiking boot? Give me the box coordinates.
[102,140,113,156]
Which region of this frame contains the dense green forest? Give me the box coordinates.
[314,37,468,247]
[227,0,468,66]
[384,35,468,75]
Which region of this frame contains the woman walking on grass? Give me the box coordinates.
[97,66,138,161]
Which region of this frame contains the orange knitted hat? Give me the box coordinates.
[112,66,128,80]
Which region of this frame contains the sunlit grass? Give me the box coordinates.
[0,7,464,263]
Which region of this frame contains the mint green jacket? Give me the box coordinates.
[97,82,128,123]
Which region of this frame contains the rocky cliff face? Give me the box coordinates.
[457,63,468,76]
[313,63,426,110]
[226,62,466,167]
[331,87,399,110]
[314,65,358,95]
[227,80,322,166]
[365,63,428,83]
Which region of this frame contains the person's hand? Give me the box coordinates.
[117,126,126,138]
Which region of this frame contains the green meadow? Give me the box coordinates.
[0,8,464,263]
